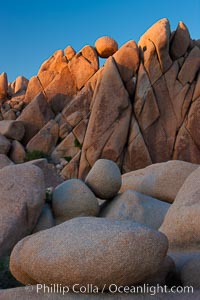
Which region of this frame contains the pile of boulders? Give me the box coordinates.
[0,18,200,182]
[0,157,200,298]
[0,17,200,298]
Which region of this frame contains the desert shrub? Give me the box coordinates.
[25,150,50,162]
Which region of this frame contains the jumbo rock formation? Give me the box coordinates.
[1,18,200,297]
[0,18,200,180]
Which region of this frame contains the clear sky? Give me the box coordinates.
[1,0,200,82]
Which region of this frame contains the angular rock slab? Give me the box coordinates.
[10,217,168,287]
[79,56,131,178]
[0,164,45,257]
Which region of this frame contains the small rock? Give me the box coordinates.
[85,159,122,199]
[95,36,118,58]
[9,140,26,163]
[52,179,99,224]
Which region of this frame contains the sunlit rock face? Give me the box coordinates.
[1,18,200,179]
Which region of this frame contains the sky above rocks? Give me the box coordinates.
[1,0,199,82]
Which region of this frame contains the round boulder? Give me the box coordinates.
[85,159,121,199]
[10,217,168,287]
[95,36,118,58]
[52,179,99,224]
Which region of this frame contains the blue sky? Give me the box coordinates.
[1,0,200,82]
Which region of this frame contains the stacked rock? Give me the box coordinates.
[7,159,170,292]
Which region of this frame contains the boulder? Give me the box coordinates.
[26,120,59,155]
[173,123,200,164]
[145,255,176,286]
[138,18,172,72]
[79,57,131,178]
[37,50,67,88]
[0,133,10,154]
[14,76,29,95]
[68,46,98,90]
[64,45,76,61]
[170,21,190,59]
[164,61,192,127]
[122,116,152,173]
[133,63,172,164]
[85,159,121,199]
[52,179,99,224]
[180,256,200,288]
[160,166,200,248]
[43,64,77,113]
[33,204,55,233]
[81,45,99,71]
[139,37,162,85]
[0,154,14,169]
[23,158,64,189]
[178,46,200,85]
[9,140,26,163]
[121,160,198,203]
[95,36,118,58]
[100,190,170,230]
[193,71,200,101]
[60,151,81,180]
[0,164,45,257]
[0,120,25,141]
[0,72,8,99]
[51,132,80,164]
[113,40,139,83]
[60,85,92,129]
[24,76,43,104]
[10,217,168,287]
[2,109,16,120]
[17,92,54,144]
[73,119,88,145]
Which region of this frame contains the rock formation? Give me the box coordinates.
[0,18,199,180]
[1,18,200,295]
